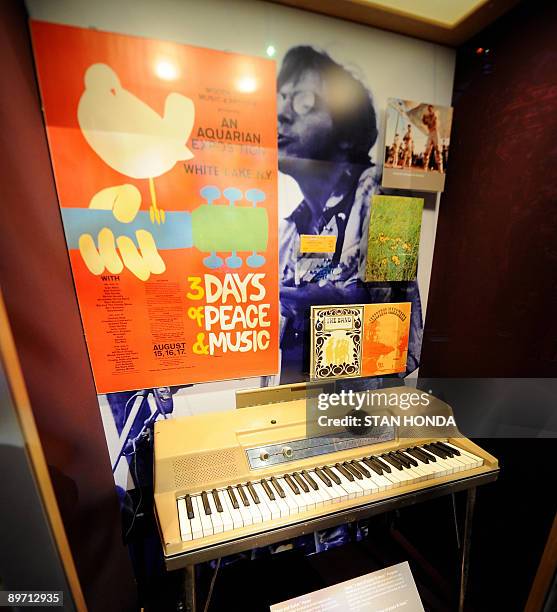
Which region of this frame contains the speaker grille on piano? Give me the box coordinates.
[173,451,242,489]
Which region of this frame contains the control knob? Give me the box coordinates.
[282,446,293,459]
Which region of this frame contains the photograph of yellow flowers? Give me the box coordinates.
[365,195,424,282]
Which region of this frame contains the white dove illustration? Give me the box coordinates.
[78,63,195,223]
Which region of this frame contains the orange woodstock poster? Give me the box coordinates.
[30,21,279,393]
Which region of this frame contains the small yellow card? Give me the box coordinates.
[300,234,337,253]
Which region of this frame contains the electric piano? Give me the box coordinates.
[154,386,499,574]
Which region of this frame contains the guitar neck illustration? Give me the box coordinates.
[62,186,269,270]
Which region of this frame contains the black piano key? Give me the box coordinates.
[433,442,454,457]
[211,489,223,512]
[425,444,448,459]
[382,454,404,470]
[372,456,392,473]
[201,491,211,515]
[246,482,260,504]
[261,479,276,500]
[390,452,409,468]
[439,441,460,456]
[301,470,319,490]
[351,461,370,478]
[343,462,363,480]
[416,446,437,462]
[402,451,420,467]
[185,494,195,519]
[237,484,250,506]
[395,451,417,467]
[363,457,383,475]
[270,477,286,498]
[367,456,388,474]
[293,472,310,493]
[335,463,354,482]
[315,467,332,487]
[284,473,300,495]
[406,448,429,464]
[227,486,239,509]
[407,448,430,463]
[323,466,341,485]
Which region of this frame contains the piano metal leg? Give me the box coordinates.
[452,492,461,550]
[459,487,476,612]
[181,564,196,612]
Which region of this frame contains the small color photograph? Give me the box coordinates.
[382,98,453,192]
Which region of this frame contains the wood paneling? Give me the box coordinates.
[421,0,557,377]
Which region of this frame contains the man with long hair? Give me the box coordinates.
[277,46,422,384]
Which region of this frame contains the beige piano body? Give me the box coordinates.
[154,387,498,570]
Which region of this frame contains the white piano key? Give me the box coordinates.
[222,488,244,529]
[205,491,224,534]
[401,450,431,472]
[370,462,403,488]
[420,446,455,472]
[292,475,317,510]
[243,485,264,524]
[233,486,254,526]
[374,461,408,486]
[299,473,324,508]
[434,443,474,470]
[177,498,193,541]
[367,468,394,491]
[250,483,273,521]
[362,459,392,489]
[214,491,234,532]
[388,464,415,486]
[305,483,326,508]
[283,479,307,512]
[443,442,483,468]
[425,455,453,477]
[253,482,280,519]
[263,480,287,517]
[270,484,291,518]
[362,459,394,490]
[194,495,214,537]
[390,455,425,483]
[328,466,362,498]
[187,498,203,540]
[446,454,470,471]
[433,448,464,475]
[351,464,381,494]
[448,451,477,470]
[410,452,439,478]
[284,476,309,511]
[277,477,301,514]
[422,445,461,473]
[326,476,350,503]
[319,468,350,500]
[188,496,207,538]
[415,456,438,479]
[308,471,335,505]
[399,453,429,480]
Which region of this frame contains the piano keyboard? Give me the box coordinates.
[154,388,498,568]
[176,441,483,542]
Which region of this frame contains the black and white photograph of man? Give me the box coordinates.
[276,47,423,384]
